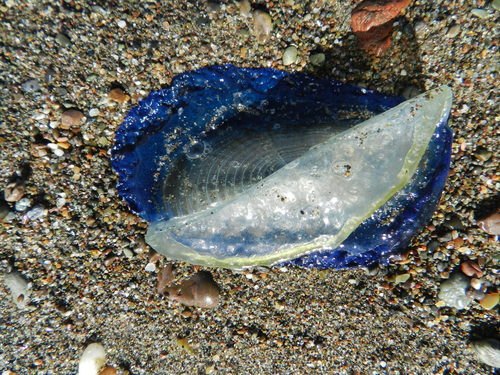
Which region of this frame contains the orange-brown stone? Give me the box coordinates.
[351,0,412,33]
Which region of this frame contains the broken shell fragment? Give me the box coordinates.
[78,343,106,375]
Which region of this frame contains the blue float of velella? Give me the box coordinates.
[111,65,452,270]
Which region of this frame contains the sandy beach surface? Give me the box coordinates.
[0,1,498,374]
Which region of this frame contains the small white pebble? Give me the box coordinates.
[88,108,99,117]
[56,197,66,208]
[470,278,482,290]
[117,20,127,28]
[78,343,106,375]
[144,263,156,272]
[15,198,32,212]
[53,148,65,157]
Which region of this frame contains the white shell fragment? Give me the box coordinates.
[146,86,452,269]
[3,271,31,309]
[471,339,500,368]
[78,343,106,375]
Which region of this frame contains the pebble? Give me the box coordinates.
[89,108,100,117]
[480,292,499,310]
[460,260,483,278]
[166,271,220,309]
[55,87,68,97]
[122,248,134,259]
[21,79,40,93]
[354,23,393,56]
[26,204,47,221]
[493,0,500,11]
[446,24,461,38]
[252,10,273,43]
[469,278,482,290]
[108,88,129,103]
[55,33,71,46]
[283,46,298,66]
[437,273,471,309]
[471,339,500,368]
[14,197,31,212]
[478,212,500,235]
[393,273,411,284]
[237,0,251,17]
[474,148,492,161]
[117,20,127,28]
[3,271,31,308]
[78,343,106,375]
[4,182,25,202]
[53,147,65,157]
[351,0,412,32]
[144,263,156,272]
[413,20,429,38]
[471,8,490,19]
[309,52,325,66]
[61,109,85,128]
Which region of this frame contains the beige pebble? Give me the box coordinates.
[283,46,298,66]
[252,10,272,43]
[238,0,251,17]
[61,109,85,128]
[446,24,461,38]
[4,182,25,202]
[108,88,130,103]
[167,271,220,309]
[478,212,500,235]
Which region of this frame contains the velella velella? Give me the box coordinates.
[111,65,452,270]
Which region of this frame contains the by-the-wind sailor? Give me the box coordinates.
[111,65,452,270]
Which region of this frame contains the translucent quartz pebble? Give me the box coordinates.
[145,86,451,269]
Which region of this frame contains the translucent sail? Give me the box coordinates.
[145,86,452,269]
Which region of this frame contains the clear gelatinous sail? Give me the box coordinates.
[145,86,452,269]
